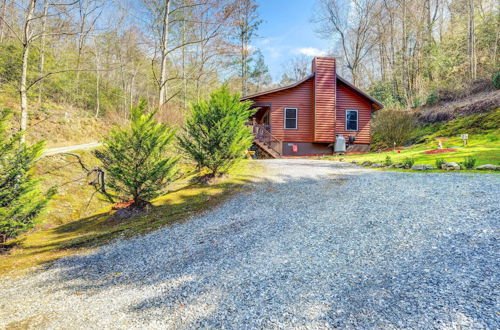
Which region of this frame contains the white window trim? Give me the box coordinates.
[345,109,359,131]
[284,107,298,130]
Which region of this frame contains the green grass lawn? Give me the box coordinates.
[1,158,263,277]
[322,132,500,170]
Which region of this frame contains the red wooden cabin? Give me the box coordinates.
[242,57,383,158]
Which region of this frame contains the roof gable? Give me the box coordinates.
[240,74,383,111]
[240,74,315,101]
[336,75,383,110]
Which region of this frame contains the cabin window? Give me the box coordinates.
[284,108,298,129]
[346,110,358,131]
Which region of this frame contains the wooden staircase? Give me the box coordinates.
[251,124,282,158]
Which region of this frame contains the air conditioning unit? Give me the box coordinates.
[334,134,346,154]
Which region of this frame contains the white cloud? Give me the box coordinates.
[259,37,273,45]
[296,47,327,57]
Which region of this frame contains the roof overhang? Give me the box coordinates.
[239,73,384,111]
[240,74,315,101]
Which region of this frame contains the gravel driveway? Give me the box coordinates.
[1,159,499,329]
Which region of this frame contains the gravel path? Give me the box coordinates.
[43,142,100,157]
[1,159,499,329]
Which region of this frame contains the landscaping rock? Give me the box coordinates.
[361,161,372,166]
[371,163,385,168]
[389,163,405,169]
[441,162,461,170]
[412,164,433,171]
[476,164,500,171]
[351,160,358,164]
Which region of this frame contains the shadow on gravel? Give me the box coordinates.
[30,164,500,328]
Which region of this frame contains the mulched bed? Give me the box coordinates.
[112,200,134,210]
[423,148,458,154]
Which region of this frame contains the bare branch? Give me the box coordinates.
[26,68,110,91]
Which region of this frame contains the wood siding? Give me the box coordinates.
[245,57,379,147]
[335,82,372,144]
[313,57,336,142]
[251,77,315,142]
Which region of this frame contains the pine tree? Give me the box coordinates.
[94,101,178,209]
[249,50,272,93]
[0,110,55,242]
[178,86,255,177]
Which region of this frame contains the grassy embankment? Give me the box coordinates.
[0,152,263,276]
[0,94,108,148]
[325,108,500,169]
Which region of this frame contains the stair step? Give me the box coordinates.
[254,140,281,158]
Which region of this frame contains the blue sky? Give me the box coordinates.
[255,0,331,81]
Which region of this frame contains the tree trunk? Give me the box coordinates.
[120,65,127,111]
[386,2,398,99]
[37,0,49,107]
[20,0,36,142]
[241,41,246,95]
[241,27,248,96]
[240,7,249,96]
[159,0,171,107]
[182,8,187,110]
[468,0,477,80]
[129,67,137,109]
[196,12,205,102]
[401,0,411,106]
[425,0,432,44]
[351,60,359,86]
[0,0,7,43]
[20,45,30,137]
[95,71,100,118]
[75,2,87,93]
[494,18,499,69]
[94,40,100,118]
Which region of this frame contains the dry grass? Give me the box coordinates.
[419,89,500,123]
[0,94,108,148]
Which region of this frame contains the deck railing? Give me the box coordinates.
[250,123,282,156]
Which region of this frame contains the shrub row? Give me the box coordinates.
[1,86,254,242]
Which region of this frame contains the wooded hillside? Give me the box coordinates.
[314,0,498,109]
[0,0,498,146]
[0,0,272,145]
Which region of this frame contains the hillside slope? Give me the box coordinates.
[334,83,500,168]
[419,88,500,123]
[1,95,108,148]
[333,107,500,169]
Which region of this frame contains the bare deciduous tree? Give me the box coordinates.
[279,54,311,85]
[314,0,377,85]
[74,0,103,90]
[314,0,498,108]
[1,0,84,141]
[468,0,477,80]
[37,0,49,106]
[0,0,8,43]
[143,0,233,108]
[231,0,261,95]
